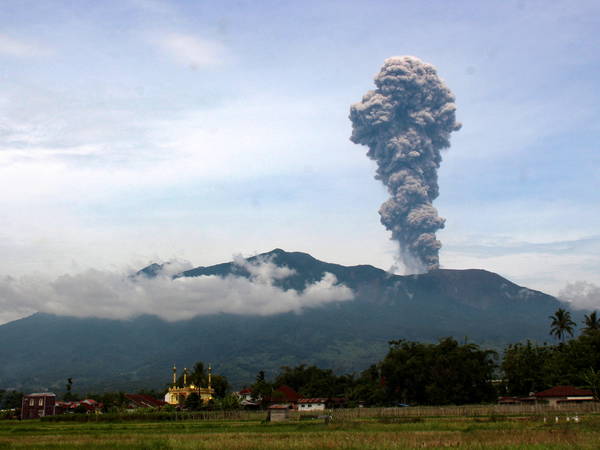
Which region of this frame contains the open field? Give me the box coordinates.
[2,409,600,449]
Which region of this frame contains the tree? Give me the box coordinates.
[178,361,230,398]
[501,341,551,395]
[184,392,200,410]
[273,364,351,398]
[210,375,229,399]
[583,311,600,335]
[0,390,22,410]
[250,370,273,408]
[215,393,241,410]
[63,378,78,401]
[549,308,576,342]
[582,368,600,401]
[379,338,497,405]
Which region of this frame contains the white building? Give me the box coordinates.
[297,398,327,411]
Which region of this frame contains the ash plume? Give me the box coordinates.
[350,56,461,272]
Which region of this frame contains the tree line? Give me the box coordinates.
[2,307,599,415]
[247,308,600,406]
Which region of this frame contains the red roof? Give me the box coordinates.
[535,386,594,398]
[298,398,327,403]
[124,394,167,408]
[239,388,252,395]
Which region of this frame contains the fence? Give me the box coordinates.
[40,403,600,423]
[42,409,267,422]
[328,403,600,421]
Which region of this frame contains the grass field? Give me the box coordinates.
[2,410,600,449]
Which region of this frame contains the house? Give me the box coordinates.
[21,393,56,419]
[297,398,327,411]
[55,399,103,414]
[297,397,347,411]
[124,394,166,410]
[534,386,595,406]
[268,385,299,408]
[237,388,253,402]
[236,388,260,408]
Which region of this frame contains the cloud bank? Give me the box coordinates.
[559,281,600,311]
[0,256,354,324]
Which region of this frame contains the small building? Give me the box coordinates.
[21,393,56,419]
[298,398,327,411]
[534,386,595,406]
[267,404,291,422]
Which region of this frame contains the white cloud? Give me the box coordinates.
[0,34,51,58]
[0,255,354,324]
[153,33,226,68]
[559,281,600,311]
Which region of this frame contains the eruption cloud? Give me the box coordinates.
[349,56,461,272]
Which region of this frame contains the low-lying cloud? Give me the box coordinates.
[0,256,354,324]
[559,281,600,311]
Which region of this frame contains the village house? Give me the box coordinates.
[297,398,327,411]
[124,394,166,410]
[236,388,260,408]
[268,385,300,408]
[21,393,56,419]
[236,385,301,409]
[297,397,347,411]
[55,399,102,414]
[534,386,595,406]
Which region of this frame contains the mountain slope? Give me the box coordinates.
[0,249,571,392]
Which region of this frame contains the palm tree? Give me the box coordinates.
[549,308,575,342]
[583,311,600,334]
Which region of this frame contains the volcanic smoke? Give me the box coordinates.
[349,56,461,272]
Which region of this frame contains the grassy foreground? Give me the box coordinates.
[1,414,600,449]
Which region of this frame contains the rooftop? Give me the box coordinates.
[535,386,594,398]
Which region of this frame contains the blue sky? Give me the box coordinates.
[1,0,599,318]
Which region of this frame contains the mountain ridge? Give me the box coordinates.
[0,249,573,392]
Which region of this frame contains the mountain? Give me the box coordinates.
[0,249,574,393]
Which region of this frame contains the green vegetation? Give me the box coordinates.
[501,325,600,396]
[2,412,600,448]
[549,308,576,342]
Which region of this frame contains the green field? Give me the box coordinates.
[2,412,600,449]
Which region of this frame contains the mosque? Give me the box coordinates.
[164,365,215,405]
